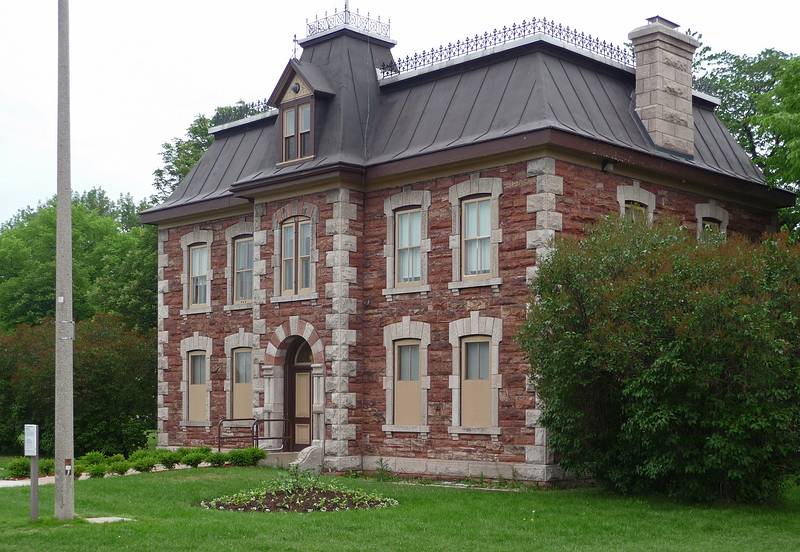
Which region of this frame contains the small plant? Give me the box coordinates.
[88,463,108,479]
[5,457,31,479]
[207,452,229,467]
[38,458,55,476]
[128,449,155,463]
[106,453,126,464]
[157,451,182,469]
[108,460,131,475]
[80,451,106,465]
[182,452,206,468]
[131,455,158,473]
[375,457,393,482]
[227,447,266,467]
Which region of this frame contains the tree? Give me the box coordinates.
[518,217,800,502]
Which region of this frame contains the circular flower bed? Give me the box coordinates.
[201,471,398,513]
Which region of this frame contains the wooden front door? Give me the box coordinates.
[286,341,313,451]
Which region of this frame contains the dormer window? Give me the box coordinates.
[282,101,313,162]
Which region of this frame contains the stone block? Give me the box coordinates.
[526,192,556,213]
[526,229,555,249]
[536,211,563,231]
[527,157,555,176]
[536,174,563,194]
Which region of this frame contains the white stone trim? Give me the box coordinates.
[224,220,254,306]
[272,201,319,301]
[179,333,213,427]
[617,181,656,224]
[361,455,565,482]
[383,188,432,299]
[223,329,258,420]
[382,316,431,435]
[179,228,213,314]
[448,174,503,294]
[525,157,564,282]
[156,228,170,446]
[448,311,502,438]
[695,200,730,238]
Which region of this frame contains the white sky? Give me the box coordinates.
[1,1,797,224]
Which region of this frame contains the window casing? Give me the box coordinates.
[395,209,422,285]
[188,351,207,422]
[695,201,730,240]
[232,348,252,419]
[462,197,491,278]
[282,102,313,162]
[189,244,209,308]
[281,216,312,296]
[460,336,491,428]
[393,340,421,426]
[233,237,253,303]
[383,317,430,435]
[623,200,648,223]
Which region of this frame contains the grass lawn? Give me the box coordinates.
[0,467,798,551]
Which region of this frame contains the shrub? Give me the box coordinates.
[107,453,125,464]
[74,462,87,477]
[518,218,800,502]
[157,450,181,469]
[88,463,108,479]
[80,451,106,465]
[182,452,206,468]
[206,452,229,467]
[131,455,158,473]
[227,447,265,467]
[128,449,154,462]
[38,458,55,476]
[108,460,131,475]
[5,457,31,479]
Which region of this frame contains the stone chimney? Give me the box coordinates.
[628,16,700,156]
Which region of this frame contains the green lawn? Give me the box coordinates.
[0,467,798,551]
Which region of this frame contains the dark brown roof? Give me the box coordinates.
[141,29,791,224]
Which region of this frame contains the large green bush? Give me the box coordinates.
[518,218,800,502]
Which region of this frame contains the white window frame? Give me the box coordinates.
[270,201,319,303]
[224,330,257,425]
[383,188,431,298]
[180,229,213,315]
[448,311,502,438]
[448,175,503,293]
[617,181,656,224]
[461,196,492,279]
[695,201,730,240]
[224,221,254,310]
[179,333,212,427]
[382,317,430,435]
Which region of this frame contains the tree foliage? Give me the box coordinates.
[0,190,156,331]
[518,218,800,502]
[0,313,156,456]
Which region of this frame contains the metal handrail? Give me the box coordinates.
[253,415,292,452]
[216,417,256,452]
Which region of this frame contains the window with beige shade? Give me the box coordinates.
[189,244,209,307]
[188,351,207,422]
[231,348,252,419]
[460,336,491,428]
[233,237,253,303]
[394,340,421,426]
[281,217,312,296]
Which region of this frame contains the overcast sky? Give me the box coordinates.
[1,1,797,225]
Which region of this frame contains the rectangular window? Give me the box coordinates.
[702,218,721,233]
[396,210,422,284]
[299,103,311,158]
[298,220,312,292]
[282,222,295,294]
[463,198,491,276]
[189,244,208,307]
[233,237,253,303]
[188,352,206,422]
[394,340,421,426]
[624,201,647,223]
[461,337,491,428]
[283,107,296,160]
[232,349,252,419]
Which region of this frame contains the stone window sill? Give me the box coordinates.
[270,292,319,304]
[180,420,211,428]
[221,420,254,428]
[382,424,430,435]
[448,426,501,437]
[223,303,253,312]
[447,277,502,293]
[382,284,431,298]
[179,306,212,316]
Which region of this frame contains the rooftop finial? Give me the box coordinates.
[305,4,391,40]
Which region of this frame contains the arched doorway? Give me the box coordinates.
[285,338,313,451]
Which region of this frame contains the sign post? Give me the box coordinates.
[24,424,38,521]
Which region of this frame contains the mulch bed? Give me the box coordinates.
[205,489,392,513]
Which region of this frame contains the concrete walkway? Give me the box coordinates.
[0,476,55,488]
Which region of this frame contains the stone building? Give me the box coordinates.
[140,12,794,480]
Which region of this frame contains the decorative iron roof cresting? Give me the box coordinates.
[379,17,635,78]
[306,5,390,40]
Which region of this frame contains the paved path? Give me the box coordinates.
[0,476,55,488]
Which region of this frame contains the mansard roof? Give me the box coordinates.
[140,24,793,224]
